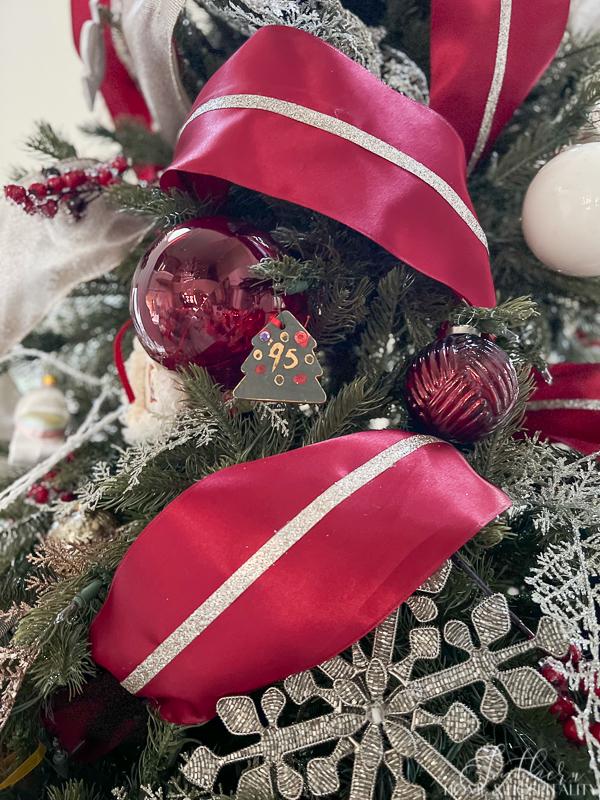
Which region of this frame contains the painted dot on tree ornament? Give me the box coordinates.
[274,375,285,386]
[295,331,309,347]
[294,373,307,385]
[255,364,266,375]
[305,354,315,365]
[280,331,290,343]
[258,331,270,343]
[253,350,263,360]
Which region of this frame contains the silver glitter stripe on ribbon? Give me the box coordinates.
[121,433,441,694]
[467,0,512,173]
[181,94,488,250]
[528,399,600,411]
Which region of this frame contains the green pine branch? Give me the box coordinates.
[312,276,372,345]
[305,376,388,444]
[491,67,600,189]
[47,780,101,800]
[138,711,192,787]
[24,121,77,161]
[106,184,214,228]
[82,118,173,167]
[356,266,412,377]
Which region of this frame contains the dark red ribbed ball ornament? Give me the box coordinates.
[130,217,306,387]
[405,331,519,443]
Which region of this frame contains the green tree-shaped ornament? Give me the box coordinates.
[233,311,326,404]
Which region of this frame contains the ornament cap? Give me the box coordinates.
[447,324,479,337]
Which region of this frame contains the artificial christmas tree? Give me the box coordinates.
[0,1,600,799]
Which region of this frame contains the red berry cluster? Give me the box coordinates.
[4,156,128,220]
[27,461,76,505]
[540,644,600,746]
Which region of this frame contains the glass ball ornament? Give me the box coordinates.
[405,332,519,443]
[130,217,306,387]
[522,143,600,277]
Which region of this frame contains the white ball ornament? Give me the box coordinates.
[522,143,600,277]
[568,0,600,45]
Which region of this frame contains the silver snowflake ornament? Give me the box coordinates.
[182,568,568,799]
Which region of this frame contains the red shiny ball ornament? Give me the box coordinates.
[130,217,306,387]
[405,333,519,443]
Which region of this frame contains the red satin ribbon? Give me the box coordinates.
[430,0,569,165]
[525,363,600,455]
[71,0,151,126]
[91,430,510,723]
[161,25,495,308]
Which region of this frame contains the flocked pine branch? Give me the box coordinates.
[356,266,412,377]
[527,529,600,795]
[195,0,383,72]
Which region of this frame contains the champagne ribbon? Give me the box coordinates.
[70,0,152,126]
[0,744,46,790]
[120,0,189,144]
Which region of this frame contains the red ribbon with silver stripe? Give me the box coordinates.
[91,430,510,723]
[161,25,496,307]
[161,7,568,307]
[525,363,600,455]
[430,0,569,170]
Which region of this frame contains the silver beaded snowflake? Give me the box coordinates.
[182,563,569,799]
